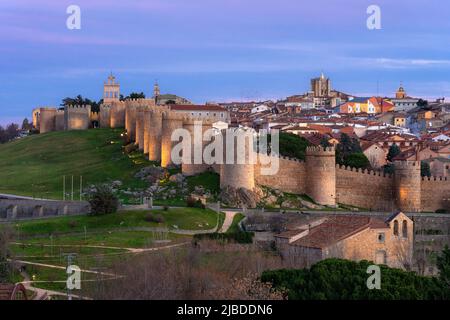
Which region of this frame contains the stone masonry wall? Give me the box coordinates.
[421,177,450,212]
[254,155,307,194]
[336,166,395,211]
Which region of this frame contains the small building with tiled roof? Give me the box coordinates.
[275,212,413,269]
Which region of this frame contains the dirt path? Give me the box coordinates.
[14,241,190,299]
[12,241,189,254]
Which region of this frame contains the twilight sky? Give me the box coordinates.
[1,0,450,125]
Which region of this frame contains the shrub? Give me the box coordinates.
[186,196,205,209]
[193,231,254,244]
[261,258,447,300]
[163,205,169,211]
[88,184,119,216]
[186,196,196,208]
[144,213,165,223]
[124,143,138,154]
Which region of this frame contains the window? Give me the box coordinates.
[393,220,399,236]
[377,233,385,243]
[402,220,408,238]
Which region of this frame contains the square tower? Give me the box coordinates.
[103,73,120,104]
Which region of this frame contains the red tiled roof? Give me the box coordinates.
[290,215,389,249]
[170,104,227,112]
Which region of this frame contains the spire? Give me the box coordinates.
[153,80,160,98]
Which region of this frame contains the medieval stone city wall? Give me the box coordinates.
[109,101,126,128]
[421,177,450,212]
[55,110,65,131]
[148,109,163,161]
[64,105,91,130]
[335,166,394,211]
[99,105,111,128]
[31,98,449,213]
[135,107,145,150]
[254,155,307,195]
[0,198,90,220]
[39,107,57,133]
[161,111,185,168]
[181,117,217,176]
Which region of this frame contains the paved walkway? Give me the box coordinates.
[219,211,237,233]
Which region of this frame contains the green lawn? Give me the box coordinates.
[0,128,151,199]
[13,207,220,236]
[226,213,245,233]
[186,171,220,194]
[13,230,187,251]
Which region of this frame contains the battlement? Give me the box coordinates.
[66,105,91,110]
[255,152,305,164]
[56,109,65,114]
[38,107,57,111]
[306,146,335,156]
[336,164,393,178]
[394,160,421,169]
[422,176,448,182]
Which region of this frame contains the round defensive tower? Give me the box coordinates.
[305,146,336,206]
[99,105,111,128]
[148,110,163,162]
[394,160,421,212]
[125,104,137,142]
[181,117,215,176]
[143,108,152,154]
[135,107,145,150]
[219,128,255,191]
[110,101,126,128]
[161,111,185,168]
[39,107,57,133]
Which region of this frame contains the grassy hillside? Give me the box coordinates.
[0,128,151,199]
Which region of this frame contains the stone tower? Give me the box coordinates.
[394,160,421,212]
[153,81,160,98]
[220,128,255,191]
[39,108,57,133]
[311,72,331,97]
[395,82,406,99]
[143,108,151,154]
[181,117,215,176]
[125,104,137,143]
[103,73,120,104]
[135,107,145,150]
[148,110,163,162]
[305,146,336,206]
[161,112,185,168]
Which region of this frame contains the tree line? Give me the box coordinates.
[0,119,34,144]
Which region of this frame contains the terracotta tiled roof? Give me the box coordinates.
[290,215,389,249]
[170,104,227,112]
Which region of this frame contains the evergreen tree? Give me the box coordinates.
[421,161,431,177]
[387,144,401,162]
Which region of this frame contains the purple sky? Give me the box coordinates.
[1,0,450,125]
